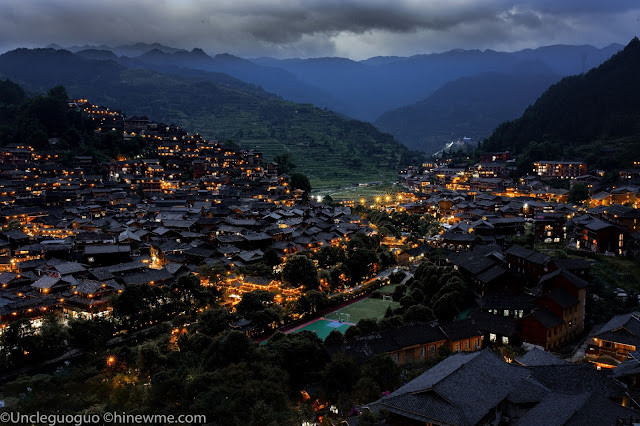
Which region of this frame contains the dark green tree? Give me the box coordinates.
[323,353,360,397]
[68,318,114,351]
[236,290,275,318]
[403,304,434,323]
[263,249,282,267]
[290,173,312,193]
[195,308,235,337]
[345,249,379,283]
[324,329,346,346]
[568,183,590,205]
[282,255,319,290]
[0,318,38,367]
[362,353,401,391]
[273,152,296,174]
[314,246,347,268]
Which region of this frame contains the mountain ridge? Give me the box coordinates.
[43,42,623,124]
[479,37,640,173]
[0,47,421,187]
[375,66,561,153]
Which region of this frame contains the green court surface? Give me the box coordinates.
[324,297,401,324]
[291,319,352,340]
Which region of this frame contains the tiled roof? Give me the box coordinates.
[121,269,174,285]
[547,288,579,309]
[481,293,535,310]
[515,391,637,426]
[31,275,60,289]
[539,268,588,289]
[516,348,569,367]
[527,309,563,329]
[595,311,640,336]
[439,318,483,341]
[52,262,87,275]
[377,350,532,426]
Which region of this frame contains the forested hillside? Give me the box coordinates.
[0,49,422,187]
[479,37,640,173]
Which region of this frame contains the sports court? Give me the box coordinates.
[289,318,353,340]
[285,296,400,341]
[324,296,400,324]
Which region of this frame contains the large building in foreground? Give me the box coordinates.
[368,349,637,425]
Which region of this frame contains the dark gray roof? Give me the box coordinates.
[539,269,588,289]
[327,323,446,363]
[468,311,518,337]
[374,348,631,425]
[441,231,475,242]
[547,288,579,309]
[527,364,626,398]
[516,391,638,426]
[375,350,533,426]
[439,318,483,342]
[613,354,640,379]
[448,251,496,275]
[74,280,105,294]
[506,245,551,265]
[31,275,60,289]
[84,245,131,255]
[528,309,563,329]
[0,271,18,284]
[121,269,174,285]
[52,262,87,275]
[91,260,146,276]
[475,264,507,284]
[596,329,640,348]
[517,348,569,367]
[596,312,640,336]
[481,293,535,311]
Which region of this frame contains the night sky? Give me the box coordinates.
[2,0,639,59]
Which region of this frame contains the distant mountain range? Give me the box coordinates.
[480,37,640,174]
[375,62,561,152]
[47,42,186,57]
[252,44,623,122]
[0,48,421,187]
[12,39,634,176]
[45,41,624,154]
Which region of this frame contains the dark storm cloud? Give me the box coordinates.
[0,0,638,58]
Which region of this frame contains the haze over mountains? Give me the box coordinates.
[0,47,420,187]
[375,63,561,151]
[41,41,624,154]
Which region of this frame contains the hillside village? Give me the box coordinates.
[2,95,640,424]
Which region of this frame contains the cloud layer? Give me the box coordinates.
[1,0,639,58]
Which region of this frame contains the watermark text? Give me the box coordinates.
[0,411,207,425]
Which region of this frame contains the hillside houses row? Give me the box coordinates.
[0,98,382,330]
